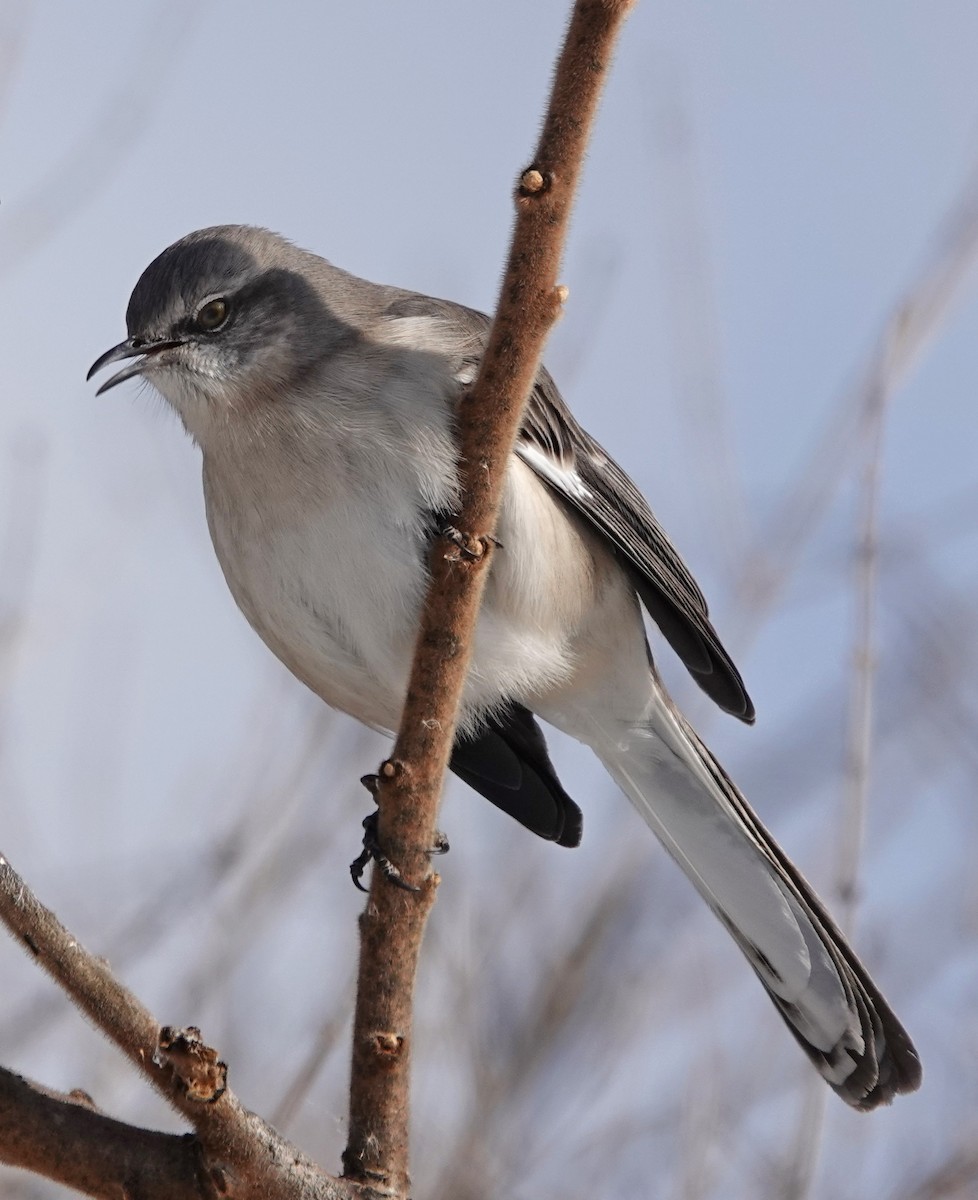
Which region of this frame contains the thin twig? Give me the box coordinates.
[836,375,890,926]
[782,247,896,1200]
[342,1,636,1193]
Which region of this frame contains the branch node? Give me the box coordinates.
[518,165,551,195]
[157,1026,228,1104]
[371,1032,405,1061]
[67,1088,97,1109]
[209,1164,231,1195]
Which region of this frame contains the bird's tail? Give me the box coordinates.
[592,698,921,1109]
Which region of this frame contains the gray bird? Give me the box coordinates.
[89,225,921,1109]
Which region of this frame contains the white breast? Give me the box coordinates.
[197,380,609,737]
[202,441,435,732]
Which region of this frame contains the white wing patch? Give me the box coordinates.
[516,441,592,502]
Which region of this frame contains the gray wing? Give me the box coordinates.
[518,373,754,721]
[378,292,754,723]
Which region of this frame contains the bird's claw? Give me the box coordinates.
[349,809,450,892]
[442,525,501,561]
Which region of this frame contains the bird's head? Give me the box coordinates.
[88,225,346,444]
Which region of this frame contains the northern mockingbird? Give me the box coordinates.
[88,224,921,1109]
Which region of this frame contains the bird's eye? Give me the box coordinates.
[194,297,229,332]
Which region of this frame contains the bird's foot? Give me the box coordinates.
[441,525,501,561]
[349,806,450,893]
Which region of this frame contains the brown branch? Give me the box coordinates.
[0,1068,201,1199]
[0,853,365,1199]
[342,0,636,1193]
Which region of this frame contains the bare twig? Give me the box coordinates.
[0,853,364,1199]
[781,171,903,1200]
[778,229,899,1200]
[342,1,636,1193]
[836,364,890,926]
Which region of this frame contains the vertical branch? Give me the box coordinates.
[342,1,636,1194]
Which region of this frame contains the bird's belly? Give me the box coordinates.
[207,493,427,731]
[203,460,602,734]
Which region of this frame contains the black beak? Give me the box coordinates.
[87,337,184,395]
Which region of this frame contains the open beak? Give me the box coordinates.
[87,337,184,395]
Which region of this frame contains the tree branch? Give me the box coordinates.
[0,852,366,1199]
[342,1,636,1193]
[0,1068,201,1199]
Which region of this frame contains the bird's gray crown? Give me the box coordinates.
[127,230,253,334]
[125,225,306,337]
[113,225,369,401]
[89,224,455,446]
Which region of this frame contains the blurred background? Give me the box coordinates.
[2,2,978,1197]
